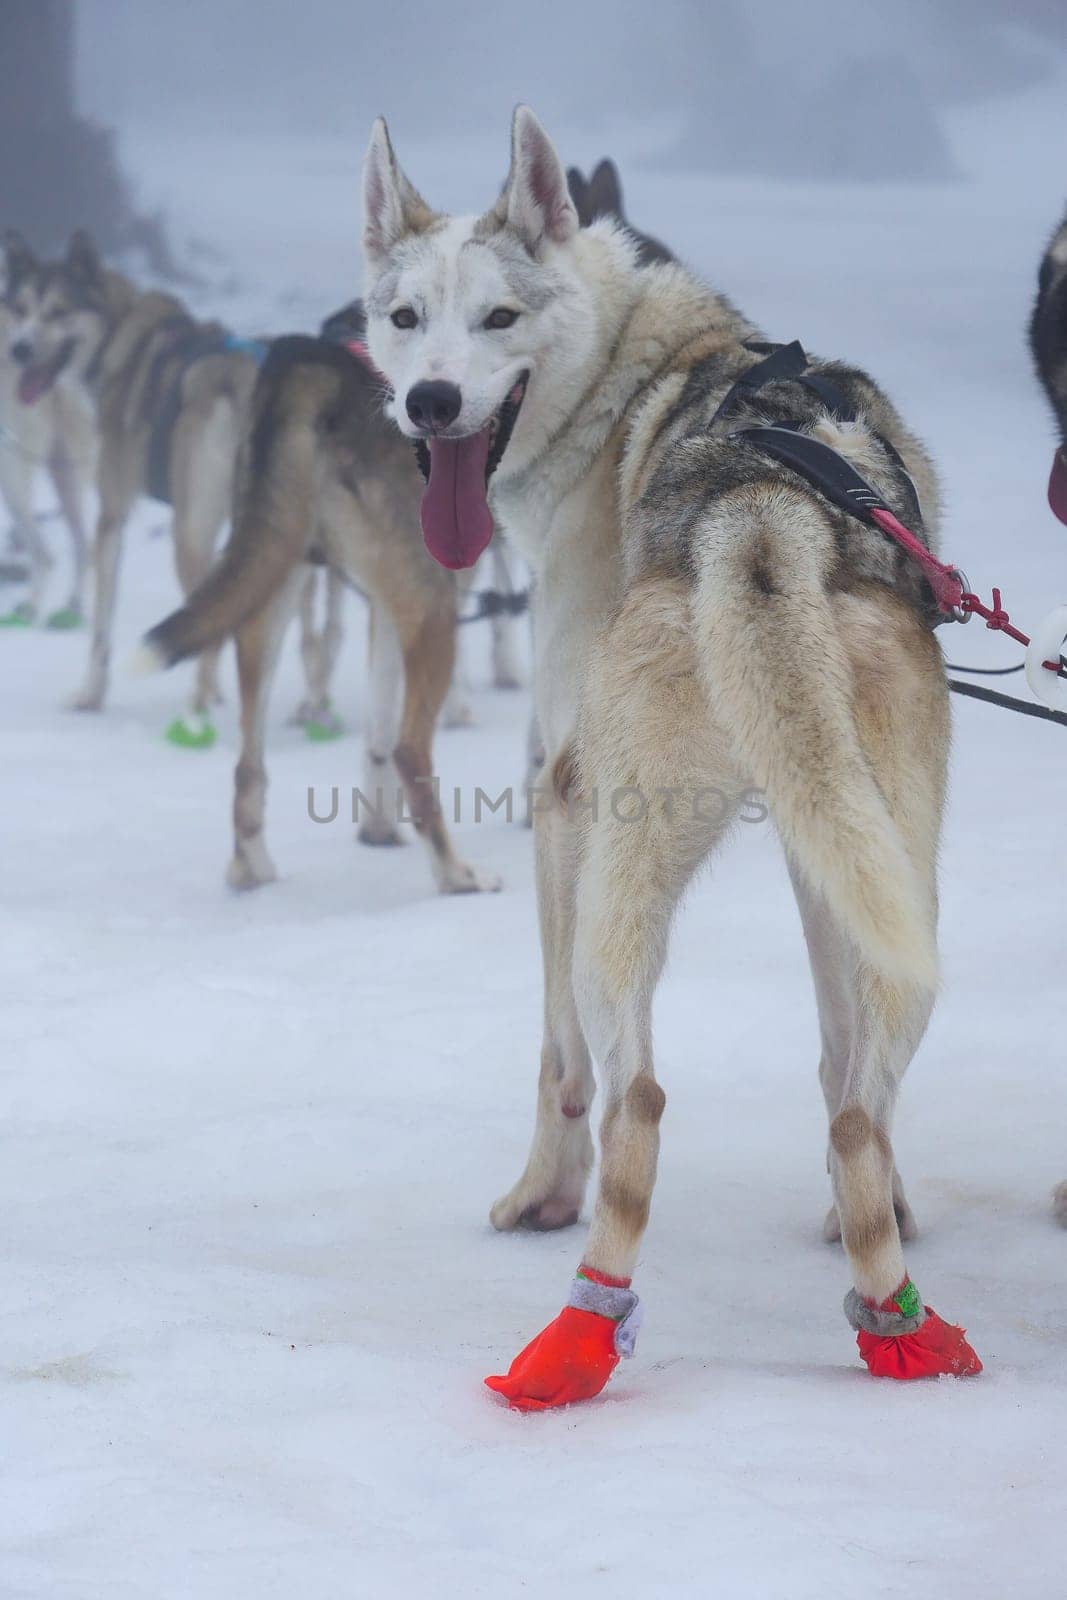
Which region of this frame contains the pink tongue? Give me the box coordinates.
[17,366,51,406]
[420,428,495,570]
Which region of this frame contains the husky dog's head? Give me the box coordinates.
[1,229,108,405]
[361,106,603,570]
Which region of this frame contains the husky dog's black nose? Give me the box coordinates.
[10,340,33,366]
[406,380,462,432]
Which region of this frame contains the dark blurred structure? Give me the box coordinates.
[0,0,175,268]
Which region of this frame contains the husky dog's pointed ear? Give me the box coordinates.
[362,118,437,266]
[566,166,590,226]
[502,107,578,254]
[66,229,102,286]
[2,228,37,289]
[586,159,626,224]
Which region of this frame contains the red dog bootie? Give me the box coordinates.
[845,1278,982,1379]
[485,1265,642,1412]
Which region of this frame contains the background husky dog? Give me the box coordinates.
[0,230,98,627]
[1032,210,1067,1224]
[1030,208,1067,527]
[140,330,500,896]
[133,167,647,895]
[35,235,262,720]
[566,159,673,266]
[360,107,978,1406]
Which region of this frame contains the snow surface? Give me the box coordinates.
[4,80,1067,1600]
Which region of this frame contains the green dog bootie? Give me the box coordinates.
[165,712,218,749]
[304,704,345,742]
[0,600,34,628]
[45,603,84,631]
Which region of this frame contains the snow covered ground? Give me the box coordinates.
[4,80,1067,1599]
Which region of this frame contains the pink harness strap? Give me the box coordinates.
[869,506,1060,673]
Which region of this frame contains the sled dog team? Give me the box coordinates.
[4,110,1066,1409]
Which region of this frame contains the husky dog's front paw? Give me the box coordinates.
[226,841,278,891]
[69,684,104,712]
[437,859,502,895]
[45,601,84,631]
[1053,1181,1067,1226]
[441,694,475,730]
[490,1184,583,1234]
[0,599,36,628]
[357,815,405,847]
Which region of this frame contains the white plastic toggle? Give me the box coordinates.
[1025,605,1067,710]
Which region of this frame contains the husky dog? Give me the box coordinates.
[566,159,673,267]
[11,234,264,719]
[133,166,647,895]
[1030,209,1067,528]
[1032,213,1067,1226]
[0,231,98,626]
[140,327,499,895]
[360,108,979,1404]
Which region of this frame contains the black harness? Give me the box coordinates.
[710,337,937,614]
[716,339,1067,727]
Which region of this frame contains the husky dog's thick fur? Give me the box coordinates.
[21,236,263,715]
[1030,210,1067,530]
[360,107,968,1396]
[1,231,99,624]
[1030,209,1067,439]
[141,328,499,895]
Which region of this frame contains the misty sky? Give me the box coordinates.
[75,0,1066,183]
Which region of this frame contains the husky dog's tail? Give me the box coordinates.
[692,484,940,992]
[138,343,339,672]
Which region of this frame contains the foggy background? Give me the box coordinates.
[75,0,1064,178]
[3,1,1065,321]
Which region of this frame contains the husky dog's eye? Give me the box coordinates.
[484,307,519,330]
[390,307,418,330]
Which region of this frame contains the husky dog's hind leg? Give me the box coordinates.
[171,392,242,718]
[570,582,739,1281]
[791,869,919,1246]
[489,789,597,1231]
[293,567,345,731]
[356,600,405,846]
[45,384,97,626]
[688,494,963,1346]
[227,570,307,889]
[46,443,92,625]
[71,452,139,709]
[491,580,730,1238]
[393,600,500,893]
[0,439,50,621]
